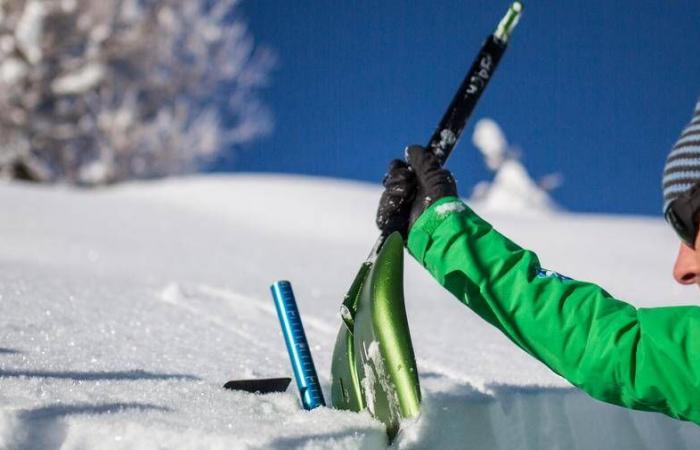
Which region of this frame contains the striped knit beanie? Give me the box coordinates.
[662,97,700,213]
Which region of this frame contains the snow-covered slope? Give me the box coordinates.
[0,175,698,449]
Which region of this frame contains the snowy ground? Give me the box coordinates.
[1,174,699,449]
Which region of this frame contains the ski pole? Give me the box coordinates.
[428,0,522,165]
[368,0,523,259]
[271,280,325,410]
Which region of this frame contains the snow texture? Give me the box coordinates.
[360,341,400,425]
[434,200,467,217]
[360,343,379,417]
[471,159,558,214]
[0,174,699,449]
[473,118,507,171]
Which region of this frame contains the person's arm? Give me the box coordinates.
[407,196,700,424]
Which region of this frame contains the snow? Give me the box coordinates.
[14,0,45,65]
[359,340,400,424]
[0,174,698,449]
[0,58,27,85]
[473,118,507,171]
[52,63,105,95]
[434,200,467,217]
[471,118,558,214]
[470,159,558,213]
[360,342,379,417]
[78,160,111,186]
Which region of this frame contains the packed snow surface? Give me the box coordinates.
[1,174,699,449]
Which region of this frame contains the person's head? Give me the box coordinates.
[662,97,700,285]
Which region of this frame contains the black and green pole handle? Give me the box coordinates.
[368,1,523,260]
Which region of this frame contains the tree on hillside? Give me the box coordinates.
[0,0,273,185]
[471,118,562,213]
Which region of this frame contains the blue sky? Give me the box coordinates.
[214,1,700,216]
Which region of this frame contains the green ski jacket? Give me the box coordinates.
[407,196,700,425]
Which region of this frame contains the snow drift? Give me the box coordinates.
[0,174,698,449]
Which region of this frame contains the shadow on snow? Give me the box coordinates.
[0,348,22,354]
[7,402,171,450]
[0,369,200,381]
[397,377,697,450]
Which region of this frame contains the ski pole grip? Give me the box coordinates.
[271,280,326,410]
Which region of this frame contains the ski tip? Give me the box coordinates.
[494,1,523,43]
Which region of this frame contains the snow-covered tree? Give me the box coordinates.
[470,118,561,213]
[0,0,273,185]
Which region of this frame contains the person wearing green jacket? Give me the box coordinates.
[375,98,700,426]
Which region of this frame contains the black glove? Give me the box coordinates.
[405,145,458,226]
[376,145,458,239]
[376,159,416,239]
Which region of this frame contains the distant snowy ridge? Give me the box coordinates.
[0,175,696,449]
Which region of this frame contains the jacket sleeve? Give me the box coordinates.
[407,196,700,424]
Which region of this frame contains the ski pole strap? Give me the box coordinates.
[271,280,326,410]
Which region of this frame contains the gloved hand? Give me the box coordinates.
[376,145,458,239]
[375,159,416,239]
